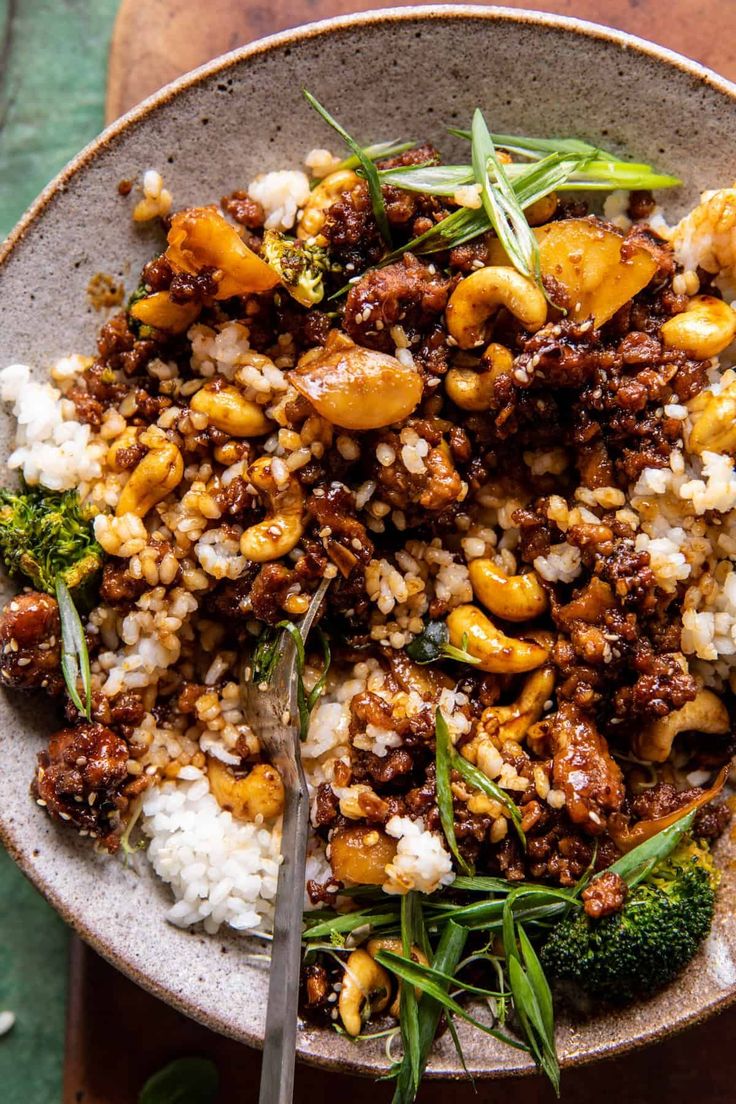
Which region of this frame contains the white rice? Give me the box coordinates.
[247,170,311,230]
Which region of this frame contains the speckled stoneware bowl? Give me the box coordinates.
[2,4,736,1077]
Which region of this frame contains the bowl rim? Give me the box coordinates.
[2,2,736,1077]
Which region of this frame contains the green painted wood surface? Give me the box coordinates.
[0,2,120,1099]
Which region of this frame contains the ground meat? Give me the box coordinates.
[0,591,63,693]
[67,387,105,429]
[307,483,374,575]
[140,254,174,291]
[96,312,158,376]
[65,691,146,735]
[322,182,384,273]
[351,747,416,785]
[631,781,732,840]
[168,267,219,304]
[33,723,130,848]
[313,782,340,827]
[371,420,463,515]
[550,702,625,833]
[249,563,300,624]
[627,190,656,221]
[581,870,628,918]
[343,254,453,353]
[99,561,147,605]
[221,191,265,228]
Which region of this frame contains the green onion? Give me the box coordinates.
[605,809,696,888]
[250,625,282,686]
[435,709,473,876]
[471,108,541,286]
[390,920,468,1104]
[377,947,527,1050]
[303,905,401,941]
[335,139,417,172]
[451,750,526,847]
[307,628,331,712]
[378,164,475,195]
[55,578,92,721]
[399,893,423,1092]
[303,90,393,246]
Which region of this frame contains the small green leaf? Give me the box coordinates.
[451,750,526,848]
[304,90,392,246]
[435,709,473,876]
[56,578,92,720]
[406,620,448,664]
[138,1057,218,1104]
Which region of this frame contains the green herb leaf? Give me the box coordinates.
[276,621,310,740]
[55,578,92,720]
[605,809,696,888]
[435,709,473,876]
[335,139,417,172]
[307,628,331,712]
[377,949,527,1051]
[250,626,282,686]
[379,949,503,1000]
[399,893,422,1093]
[471,108,541,285]
[304,90,392,246]
[303,904,401,941]
[138,1057,218,1104]
[451,750,526,848]
[390,920,468,1104]
[406,620,448,664]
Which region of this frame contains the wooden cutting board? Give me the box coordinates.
[62,3,736,1101]
[105,0,736,123]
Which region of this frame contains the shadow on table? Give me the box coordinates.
[64,937,736,1103]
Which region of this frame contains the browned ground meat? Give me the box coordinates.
[96,312,158,376]
[632,781,732,839]
[550,702,625,833]
[220,191,266,228]
[343,254,453,353]
[0,591,63,693]
[33,723,130,847]
[371,418,463,515]
[582,870,628,918]
[307,482,374,575]
[322,182,384,273]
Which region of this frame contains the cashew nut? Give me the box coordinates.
[329,825,398,885]
[481,665,556,743]
[296,169,360,243]
[447,604,550,674]
[166,206,279,298]
[338,949,392,1036]
[445,266,547,349]
[525,192,558,227]
[128,291,201,334]
[290,336,422,430]
[116,439,184,518]
[634,688,730,763]
[239,456,305,562]
[688,378,736,455]
[445,344,514,410]
[469,559,548,622]
[366,937,428,1019]
[661,295,736,359]
[190,380,271,437]
[207,756,285,820]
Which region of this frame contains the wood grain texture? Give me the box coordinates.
[106,0,736,123]
[64,939,736,1104]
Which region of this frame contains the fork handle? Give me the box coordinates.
[258,777,310,1104]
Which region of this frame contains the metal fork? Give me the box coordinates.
[241,577,330,1104]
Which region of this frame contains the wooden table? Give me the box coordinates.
[59,2,736,1101]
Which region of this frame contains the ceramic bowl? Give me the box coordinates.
[2,5,736,1077]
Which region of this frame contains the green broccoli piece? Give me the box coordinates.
[0,485,103,596]
[540,838,717,1003]
[261,229,333,307]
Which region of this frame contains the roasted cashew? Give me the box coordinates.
[633,689,730,763]
[688,377,736,455]
[444,344,514,410]
[207,757,285,820]
[116,439,184,518]
[445,266,547,349]
[661,295,736,359]
[239,456,305,562]
[481,666,556,743]
[366,937,428,1019]
[128,290,201,334]
[296,169,360,243]
[290,337,422,430]
[166,206,279,298]
[338,949,392,1036]
[469,558,548,622]
[525,192,558,227]
[447,604,549,674]
[329,825,398,885]
[190,380,271,437]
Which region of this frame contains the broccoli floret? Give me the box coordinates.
[0,485,103,596]
[261,229,333,307]
[540,838,717,1003]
